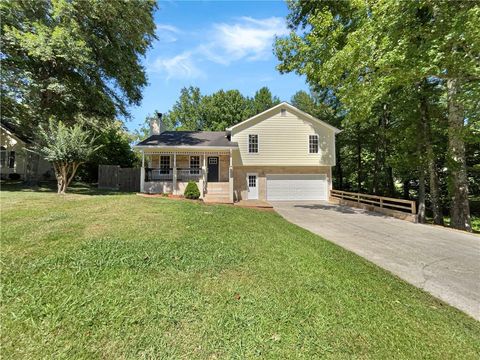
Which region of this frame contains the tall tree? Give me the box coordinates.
[165,87,205,130]
[35,119,100,194]
[1,0,157,132]
[202,90,252,131]
[275,0,479,231]
[80,121,140,182]
[251,87,280,115]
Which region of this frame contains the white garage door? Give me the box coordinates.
[266,174,328,201]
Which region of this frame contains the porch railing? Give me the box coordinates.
[145,167,203,182]
[177,168,202,182]
[145,168,173,181]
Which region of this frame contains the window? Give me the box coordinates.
[190,156,200,174]
[248,175,256,188]
[280,109,287,117]
[159,155,170,174]
[309,135,319,153]
[0,146,6,168]
[248,134,258,153]
[8,151,15,168]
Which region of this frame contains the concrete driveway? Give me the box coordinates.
[272,201,480,320]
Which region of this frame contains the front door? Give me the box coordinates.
[247,173,258,199]
[207,157,219,182]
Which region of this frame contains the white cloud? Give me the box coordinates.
[148,52,204,80]
[148,17,288,80]
[155,23,180,43]
[204,16,289,63]
[156,24,180,33]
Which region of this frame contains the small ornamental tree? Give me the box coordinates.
[184,181,200,199]
[35,119,101,194]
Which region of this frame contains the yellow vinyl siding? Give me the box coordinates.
[231,109,335,166]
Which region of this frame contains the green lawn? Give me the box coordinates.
[1,184,479,359]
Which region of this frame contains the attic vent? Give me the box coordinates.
[280,109,287,117]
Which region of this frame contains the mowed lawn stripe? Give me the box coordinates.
[1,186,479,359]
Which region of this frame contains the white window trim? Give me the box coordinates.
[159,155,171,174]
[248,134,259,154]
[190,155,200,175]
[0,147,7,168]
[308,134,319,154]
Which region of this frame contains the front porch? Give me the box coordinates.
[140,150,234,203]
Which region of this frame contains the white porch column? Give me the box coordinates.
[140,150,145,193]
[172,152,177,195]
[202,153,207,195]
[198,154,205,199]
[229,148,234,203]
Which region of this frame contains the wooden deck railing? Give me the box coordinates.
[330,189,417,214]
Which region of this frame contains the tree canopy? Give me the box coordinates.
[1,0,157,132]
[35,119,100,194]
[275,0,479,231]
[138,86,281,133]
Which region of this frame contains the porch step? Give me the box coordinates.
[203,193,232,204]
[206,182,229,194]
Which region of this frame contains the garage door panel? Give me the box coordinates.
[266,174,327,201]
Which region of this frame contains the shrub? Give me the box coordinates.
[184,181,200,199]
[8,173,21,180]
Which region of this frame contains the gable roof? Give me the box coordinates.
[0,121,32,144]
[226,102,342,134]
[135,131,238,148]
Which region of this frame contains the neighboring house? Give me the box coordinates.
[134,102,341,203]
[0,122,53,181]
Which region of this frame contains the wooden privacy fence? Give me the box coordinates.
[98,165,140,192]
[330,189,417,222]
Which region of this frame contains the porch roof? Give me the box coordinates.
[135,131,237,148]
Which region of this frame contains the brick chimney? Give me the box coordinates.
[149,112,163,135]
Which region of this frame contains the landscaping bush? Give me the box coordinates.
[8,173,21,180]
[184,181,200,199]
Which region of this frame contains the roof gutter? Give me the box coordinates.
[133,145,238,150]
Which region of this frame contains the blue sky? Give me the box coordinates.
[126,0,308,131]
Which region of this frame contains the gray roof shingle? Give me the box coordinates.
[135,131,237,148]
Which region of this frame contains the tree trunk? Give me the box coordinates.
[446,78,471,231]
[386,166,395,197]
[372,121,380,195]
[418,82,444,225]
[418,169,426,223]
[336,139,343,189]
[382,104,394,197]
[416,82,428,224]
[54,162,81,194]
[356,126,362,192]
[53,163,62,194]
[403,180,410,200]
[428,155,444,225]
[60,164,68,194]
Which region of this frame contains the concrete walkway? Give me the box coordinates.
[272,201,480,320]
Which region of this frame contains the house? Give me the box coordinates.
[0,122,53,181]
[134,102,341,203]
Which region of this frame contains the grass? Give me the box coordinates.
[1,184,479,359]
[431,215,480,233]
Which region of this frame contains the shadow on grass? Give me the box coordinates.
[0,180,129,196]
